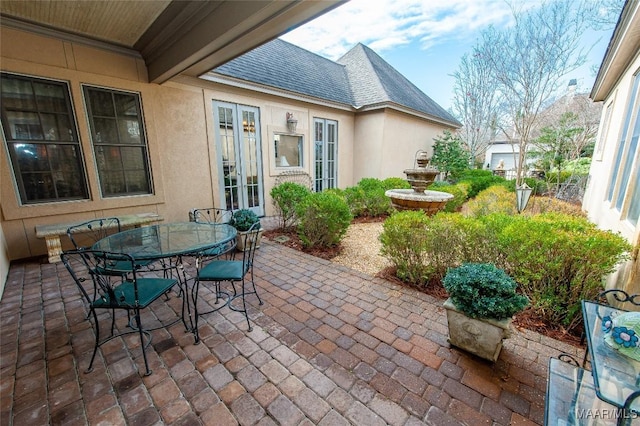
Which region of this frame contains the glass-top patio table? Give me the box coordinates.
[92,222,237,260]
[92,222,237,339]
[582,300,640,424]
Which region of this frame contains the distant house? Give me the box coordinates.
[483,80,601,177]
[582,0,640,293]
[0,3,459,273]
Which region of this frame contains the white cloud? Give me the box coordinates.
[280,0,516,59]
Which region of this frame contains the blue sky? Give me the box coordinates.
[280,0,616,112]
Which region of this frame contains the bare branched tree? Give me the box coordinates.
[584,0,625,30]
[478,0,591,185]
[451,49,499,165]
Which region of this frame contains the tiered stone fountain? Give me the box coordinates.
[385,151,453,215]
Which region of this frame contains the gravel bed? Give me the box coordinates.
[331,222,392,276]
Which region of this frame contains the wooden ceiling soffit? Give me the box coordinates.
[136,0,344,84]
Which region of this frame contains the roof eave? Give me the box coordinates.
[199,72,354,111]
[358,102,461,128]
[590,1,640,101]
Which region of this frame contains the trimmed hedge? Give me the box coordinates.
[296,191,352,248]
[380,211,631,331]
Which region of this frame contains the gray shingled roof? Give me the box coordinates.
[338,44,460,125]
[213,39,459,126]
[213,39,353,105]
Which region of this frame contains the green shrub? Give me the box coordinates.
[528,196,585,216]
[270,182,311,230]
[296,192,352,248]
[464,186,517,217]
[429,182,469,212]
[380,212,488,285]
[382,177,411,191]
[500,177,547,195]
[456,170,507,198]
[357,178,384,192]
[379,211,432,285]
[381,208,631,332]
[345,178,394,218]
[343,186,367,217]
[443,263,529,320]
[498,213,631,330]
[230,209,260,232]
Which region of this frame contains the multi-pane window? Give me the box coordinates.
[83,86,152,197]
[604,71,640,226]
[0,73,88,204]
[607,72,639,205]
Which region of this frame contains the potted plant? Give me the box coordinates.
[442,263,529,362]
[230,209,263,251]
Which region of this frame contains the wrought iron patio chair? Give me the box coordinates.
[67,218,155,274]
[189,207,236,260]
[61,249,180,376]
[194,222,262,339]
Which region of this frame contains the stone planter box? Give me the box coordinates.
[236,228,263,252]
[443,298,511,362]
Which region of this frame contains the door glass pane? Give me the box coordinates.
[243,110,259,208]
[215,103,263,213]
[608,74,640,202]
[219,107,239,210]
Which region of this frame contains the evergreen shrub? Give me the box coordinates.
[443,263,528,320]
[296,192,352,248]
[456,170,506,198]
[430,182,469,212]
[270,182,311,230]
[380,210,631,332]
[465,186,517,217]
[230,209,260,232]
[499,213,631,329]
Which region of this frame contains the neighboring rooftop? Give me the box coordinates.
[212,39,460,127]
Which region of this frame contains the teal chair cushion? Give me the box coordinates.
[198,260,248,281]
[93,277,177,309]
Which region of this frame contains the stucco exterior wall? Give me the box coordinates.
[352,109,454,183]
[0,27,360,260]
[1,27,168,260]
[582,52,640,293]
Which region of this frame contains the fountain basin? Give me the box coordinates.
[386,189,454,215]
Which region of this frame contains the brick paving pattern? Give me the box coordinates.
[0,240,583,425]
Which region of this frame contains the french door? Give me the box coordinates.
[313,118,338,192]
[213,102,264,216]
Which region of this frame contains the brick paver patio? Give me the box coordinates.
[0,239,583,425]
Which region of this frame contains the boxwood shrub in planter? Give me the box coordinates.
[230,209,262,251]
[442,263,528,361]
